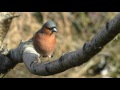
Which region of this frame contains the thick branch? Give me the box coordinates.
[7,13,120,76]
[0,12,20,74]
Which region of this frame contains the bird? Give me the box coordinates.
[32,20,57,59]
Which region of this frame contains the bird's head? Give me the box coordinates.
[42,20,57,35]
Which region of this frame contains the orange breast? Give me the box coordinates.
[33,32,56,56]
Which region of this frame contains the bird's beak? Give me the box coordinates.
[52,28,57,32]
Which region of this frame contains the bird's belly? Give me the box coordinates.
[33,37,56,57]
[38,42,55,55]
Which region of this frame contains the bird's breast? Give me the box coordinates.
[33,33,56,55]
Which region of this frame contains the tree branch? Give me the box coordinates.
[0,13,120,76]
[0,12,19,74]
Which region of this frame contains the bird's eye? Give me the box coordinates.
[51,27,56,30]
[46,26,56,30]
[46,27,51,30]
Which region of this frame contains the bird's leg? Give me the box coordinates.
[48,55,52,58]
[47,55,53,61]
[51,55,53,58]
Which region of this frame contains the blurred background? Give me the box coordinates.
[2,12,120,78]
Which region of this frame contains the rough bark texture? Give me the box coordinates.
[0,12,120,76]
